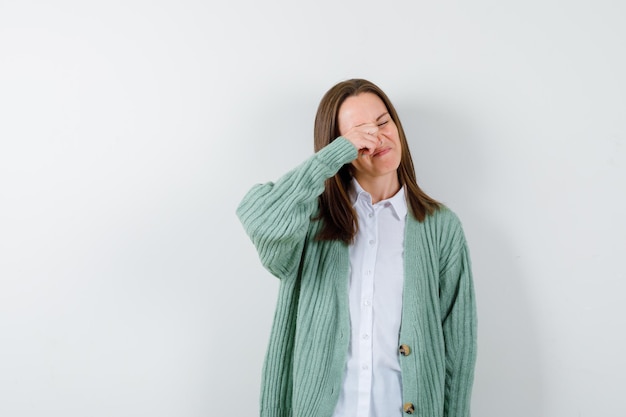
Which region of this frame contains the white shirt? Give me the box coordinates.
[332,179,407,417]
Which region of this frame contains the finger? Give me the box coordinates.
[342,128,379,156]
[359,141,378,156]
[362,124,378,137]
[358,135,378,151]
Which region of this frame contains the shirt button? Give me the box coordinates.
[361,364,369,370]
[403,402,415,414]
[364,300,371,306]
[369,239,375,245]
[362,334,369,340]
[399,344,411,356]
[368,212,374,218]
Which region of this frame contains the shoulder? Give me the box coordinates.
[411,205,465,240]
[407,205,467,262]
[431,205,465,239]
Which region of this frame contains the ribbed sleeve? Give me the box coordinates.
[236,137,357,279]
[440,233,477,417]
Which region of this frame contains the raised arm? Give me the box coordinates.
[236,137,357,279]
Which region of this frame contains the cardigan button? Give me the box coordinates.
[403,402,415,414]
[399,344,411,356]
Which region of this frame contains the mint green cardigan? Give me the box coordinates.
[237,137,477,417]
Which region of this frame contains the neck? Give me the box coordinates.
[354,173,401,204]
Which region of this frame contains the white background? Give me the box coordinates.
[1,1,625,416]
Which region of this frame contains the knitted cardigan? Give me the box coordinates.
[237,137,477,417]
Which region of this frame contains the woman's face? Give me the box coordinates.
[338,92,402,182]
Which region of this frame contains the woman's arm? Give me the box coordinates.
[236,137,357,279]
[439,216,478,417]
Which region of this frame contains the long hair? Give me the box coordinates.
[314,79,440,243]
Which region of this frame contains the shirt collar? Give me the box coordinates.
[350,178,408,220]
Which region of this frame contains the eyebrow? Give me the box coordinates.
[355,112,389,127]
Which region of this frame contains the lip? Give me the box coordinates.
[372,147,391,157]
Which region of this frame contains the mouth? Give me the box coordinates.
[372,147,391,157]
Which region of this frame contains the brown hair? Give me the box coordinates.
[314,78,440,243]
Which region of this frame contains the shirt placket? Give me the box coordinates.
[356,203,378,415]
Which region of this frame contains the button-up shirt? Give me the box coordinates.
[332,179,407,417]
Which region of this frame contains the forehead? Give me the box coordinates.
[338,92,388,129]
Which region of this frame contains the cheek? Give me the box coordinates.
[382,125,399,139]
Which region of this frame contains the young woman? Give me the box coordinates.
[237,79,477,417]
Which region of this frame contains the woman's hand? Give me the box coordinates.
[341,123,382,159]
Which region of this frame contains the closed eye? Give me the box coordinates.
[378,120,389,127]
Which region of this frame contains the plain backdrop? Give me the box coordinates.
[1,1,625,416]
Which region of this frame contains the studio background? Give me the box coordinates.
[1,1,624,416]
